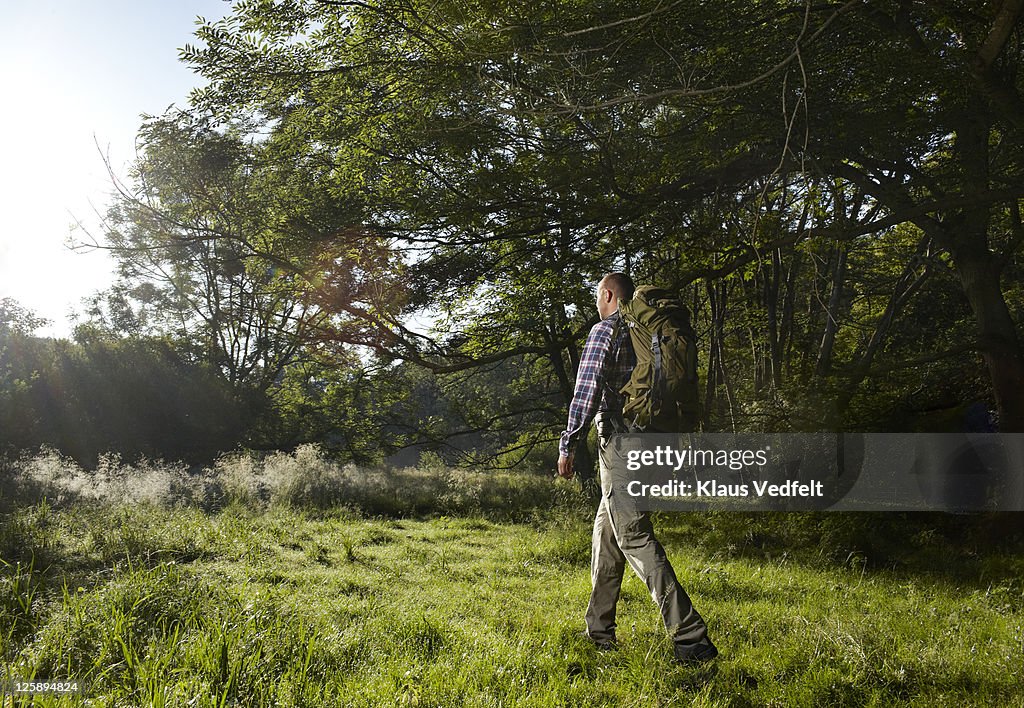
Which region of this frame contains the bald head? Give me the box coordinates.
[596,272,635,318]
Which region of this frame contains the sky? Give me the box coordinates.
[0,0,232,337]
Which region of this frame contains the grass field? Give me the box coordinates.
[1,450,1022,706]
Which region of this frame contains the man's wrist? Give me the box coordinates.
[558,433,573,459]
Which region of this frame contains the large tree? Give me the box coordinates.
[104,0,1022,439]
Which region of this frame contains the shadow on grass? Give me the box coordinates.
[655,510,1024,593]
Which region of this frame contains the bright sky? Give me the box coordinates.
[0,0,231,337]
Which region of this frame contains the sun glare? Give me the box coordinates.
[0,31,124,335]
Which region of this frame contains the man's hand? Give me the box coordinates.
[557,453,575,479]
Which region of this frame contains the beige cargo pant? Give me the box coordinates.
[585,415,710,646]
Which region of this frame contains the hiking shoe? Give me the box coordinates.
[673,639,718,665]
[582,631,617,651]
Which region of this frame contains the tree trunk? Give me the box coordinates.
[946,96,1024,432]
[708,280,736,431]
[704,280,718,430]
[952,244,1024,432]
[780,249,801,381]
[766,248,783,389]
[815,243,847,377]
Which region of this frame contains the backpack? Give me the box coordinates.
[617,285,701,432]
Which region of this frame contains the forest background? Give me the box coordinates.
[2,2,1023,704]
[2,0,1023,470]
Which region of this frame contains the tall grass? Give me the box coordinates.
[1,444,564,518]
[1,448,1021,705]
[0,502,1020,706]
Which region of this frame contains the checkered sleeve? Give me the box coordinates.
[559,318,615,457]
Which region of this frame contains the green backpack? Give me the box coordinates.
[617,285,701,432]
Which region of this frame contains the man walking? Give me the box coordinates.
[557,272,718,665]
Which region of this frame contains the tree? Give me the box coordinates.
[96,0,1022,445]
[95,114,328,395]
[0,298,49,335]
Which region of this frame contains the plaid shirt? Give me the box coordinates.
[559,311,636,457]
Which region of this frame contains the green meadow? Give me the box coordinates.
[1,448,1022,707]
